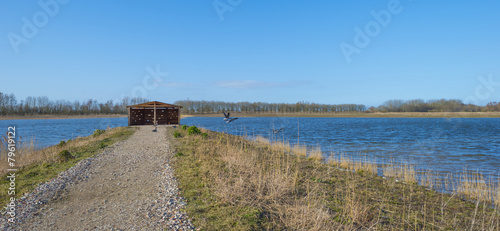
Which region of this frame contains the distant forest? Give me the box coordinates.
[0,92,499,116]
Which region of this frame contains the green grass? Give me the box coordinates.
[0,127,135,206]
[170,128,272,230]
[170,127,500,230]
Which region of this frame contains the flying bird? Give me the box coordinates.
[271,128,284,134]
[223,111,238,123]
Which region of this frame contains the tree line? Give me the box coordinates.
[0,91,498,116]
[0,92,148,116]
[374,99,500,112]
[174,100,367,114]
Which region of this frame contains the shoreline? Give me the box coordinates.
[172,127,500,229]
[2,112,499,121]
[184,111,500,118]
[0,114,194,120]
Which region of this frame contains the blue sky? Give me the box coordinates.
[1,0,499,106]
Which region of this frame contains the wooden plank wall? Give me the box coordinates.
[129,108,179,125]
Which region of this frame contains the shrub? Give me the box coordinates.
[98,143,107,149]
[187,126,201,135]
[175,152,184,157]
[181,125,188,130]
[173,131,182,138]
[56,150,74,163]
[201,133,208,139]
[57,140,66,147]
[93,129,105,137]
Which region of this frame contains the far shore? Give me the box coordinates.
[0,114,127,120]
[184,111,500,118]
[2,111,499,120]
[0,114,195,120]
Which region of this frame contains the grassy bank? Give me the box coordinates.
[170,127,499,230]
[184,111,500,118]
[0,127,135,206]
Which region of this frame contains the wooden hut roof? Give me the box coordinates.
[127,101,183,108]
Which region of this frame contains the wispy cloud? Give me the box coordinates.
[213,80,308,89]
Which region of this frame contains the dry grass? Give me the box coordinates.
[271,140,291,153]
[307,146,323,162]
[327,152,377,175]
[254,135,270,145]
[172,128,500,230]
[454,169,498,205]
[353,156,378,175]
[383,161,417,184]
[291,144,307,157]
[496,180,500,207]
[0,127,131,176]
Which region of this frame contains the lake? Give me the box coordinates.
[1,116,498,183]
[182,117,500,181]
[0,117,128,148]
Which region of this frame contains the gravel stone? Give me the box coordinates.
[1,126,194,230]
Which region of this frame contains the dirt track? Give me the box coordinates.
[13,126,193,230]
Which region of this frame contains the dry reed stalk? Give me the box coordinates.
[326,153,339,167]
[351,155,377,175]
[455,169,494,204]
[403,164,417,184]
[496,179,500,207]
[292,144,307,157]
[308,146,323,162]
[383,160,417,184]
[383,163,397,179]
[359,157,377,175]
[339,153,352,170]
[271,141,291,153]
[254,136,270,145]
[421,169,437,189]
[276,196,332,230]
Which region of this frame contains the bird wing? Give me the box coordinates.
[223,111,228,118]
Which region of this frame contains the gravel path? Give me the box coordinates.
[1,126,194,230]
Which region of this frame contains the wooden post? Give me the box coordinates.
[177,107,180,125]
[154,101,157,126]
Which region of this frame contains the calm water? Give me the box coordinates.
[1,117,498,181]
[182,117,500,179]
[0,117,127,148]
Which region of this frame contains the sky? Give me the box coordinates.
[1,0,499,107]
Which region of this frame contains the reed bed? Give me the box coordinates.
[171,127,500,230]
[291,144,307,157]
[307,146,323,162]
[383,163,417,185]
